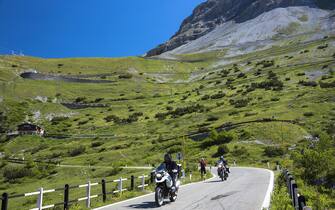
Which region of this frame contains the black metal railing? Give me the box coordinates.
[283,169,310,210]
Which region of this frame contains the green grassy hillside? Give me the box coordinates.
[0,36,334,209]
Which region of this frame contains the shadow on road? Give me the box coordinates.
[211,191,239,200]
[127,201,159,209]
[204,180,224,183]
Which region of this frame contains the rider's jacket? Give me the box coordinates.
[164,160,178,174]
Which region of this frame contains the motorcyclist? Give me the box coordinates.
[163,153,178,191]
[218,156,227,166]
[217,156,228,175]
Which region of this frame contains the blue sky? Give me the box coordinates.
[0,0,204,58]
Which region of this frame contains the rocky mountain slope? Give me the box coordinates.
[146,0,335,57]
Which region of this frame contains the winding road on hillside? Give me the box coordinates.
[95,167,274,210]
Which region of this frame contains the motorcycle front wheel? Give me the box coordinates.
[155,187,164,207]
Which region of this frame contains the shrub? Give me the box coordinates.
[166,106,173,111]
[299,80,318,87]
[317,44,328,50]
[319,81,335,88]
[91,142,104,148]
[207,116,219,121]
[201,95,210,100]
[304,112,314,117]
[250,76,284,91]
[237,72,246,78]
[78,120,89,125]
[229,98,250,108]
[3,165,33,181]
[118,73,132,79]
[94,98,104,103]
[271,97,280,102]
[155,113,167,120]
[68,146,86,157]
[210,92,225,99]
[264,146,284,157]
[232,145,248,156]
[256,60,275,68]
[51,116,69,125]
[214,145,230,157]
[75,97,87,103]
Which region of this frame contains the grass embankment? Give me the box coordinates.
[0,36,334,209]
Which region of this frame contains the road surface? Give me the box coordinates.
[95,167,273,210]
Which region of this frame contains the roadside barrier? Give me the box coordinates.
[0,172,156,210]
[283,169,311,210]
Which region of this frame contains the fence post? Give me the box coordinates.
[131,175,135,191]
[141,175,145,191]
[119,177,122,194]
[37,187,43,210]
[288,175,294,196]
[101,179,107,202]
[1,193,8,210]
[292,182,298,209]
[64,184,69,210]
[276,161,280,171]
[150,172,155,184]
[267,162,270,169]
[189,173,192,182]
[86,181,91,208]
[298,195,306,210]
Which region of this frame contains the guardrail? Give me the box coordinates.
[283,169,311,210]
[0,172,157,210]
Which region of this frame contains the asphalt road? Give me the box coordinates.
[95,167,273,210]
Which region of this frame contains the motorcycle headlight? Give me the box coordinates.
[156,173,162,178]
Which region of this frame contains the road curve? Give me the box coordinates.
[95,167,273,210]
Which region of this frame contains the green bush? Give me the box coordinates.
[232,145,248,156]
[68,146,86,157]
[201,131,235,148]
[3,165,33,181]
[118,73,132,79]
[91,142,104,148]
[214,145,229,157]
[299,80,318,87]
[319,81,335,88]
[264,146,284,157]
[304,112,314,117]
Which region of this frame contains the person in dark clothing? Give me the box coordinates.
[163,153,178,191]
[199,158,207,178]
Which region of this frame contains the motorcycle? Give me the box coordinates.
[154,163,180,207]
[217,163,228,181]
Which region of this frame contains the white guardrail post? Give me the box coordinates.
[138,175,148,191]
[37,188,43,210]
[113,177,127,194]
[86,181,91,208]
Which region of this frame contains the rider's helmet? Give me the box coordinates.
[164,153,172,163]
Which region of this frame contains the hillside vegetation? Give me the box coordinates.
[0,35,334,209]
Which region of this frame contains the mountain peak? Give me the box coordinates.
[146,0,335,57]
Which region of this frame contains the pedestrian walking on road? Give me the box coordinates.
[199,158,207,180]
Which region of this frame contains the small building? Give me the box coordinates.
[17,123,45,136]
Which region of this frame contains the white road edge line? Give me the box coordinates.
[93,171,217,210]
[260,169,274,210]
